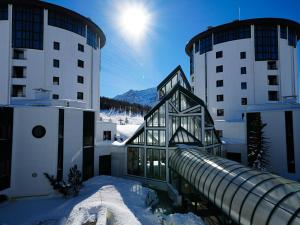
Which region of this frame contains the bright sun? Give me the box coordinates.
[118,3,151,42]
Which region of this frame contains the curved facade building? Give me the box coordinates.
[0,0,105,110]
[186,18,300,121]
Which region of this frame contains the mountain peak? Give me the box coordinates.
[114,87,157,107]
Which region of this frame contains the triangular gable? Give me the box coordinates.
[169,126,203,147]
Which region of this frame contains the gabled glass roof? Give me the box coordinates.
[169,126,203,147]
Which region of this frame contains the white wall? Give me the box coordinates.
[7,107,59,197]
[95,121,117,143]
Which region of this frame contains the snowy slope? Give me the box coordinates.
[114,88,157,107]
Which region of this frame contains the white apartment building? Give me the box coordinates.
[186,18,300,179]
[0,0,107,197]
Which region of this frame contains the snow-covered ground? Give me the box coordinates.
[0,176,205,225]
[99,110,144,125]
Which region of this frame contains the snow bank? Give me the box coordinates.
[164,212,205,225]
[99,110,144,125]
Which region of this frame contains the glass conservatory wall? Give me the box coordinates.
[127,147,144,176]
[146,129,166,146]
[146,148,166,180]
[146,104,166,127]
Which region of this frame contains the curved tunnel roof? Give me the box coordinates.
[185,18,300,55]
[169,147,300,225]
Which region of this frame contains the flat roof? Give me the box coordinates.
[2,0,106,48]
[185,18,300,55]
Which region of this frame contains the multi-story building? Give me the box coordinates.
[0,0,106,197]
[0,0,105,111]
[186,18,300,180]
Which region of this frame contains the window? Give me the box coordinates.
[12,6,44,50]
[240,51,246,59]
[241,97,247,105]
[214,25,251,45]
[13,49,25,59]
[78,60,84,68]
[53,76,59,85]
[268,91,278,101]
[12,85,26,97]
[216,130,223,138]
[12,66,26,78]
[216,94,224,102]
[190,53,194,75]
[241,82,247,89]
[77,92,84,100]
[52,94,59,99]
[48,10,86,37]
[127,147,144,177]
[217,109,224,116]
[191,76,194,82]
[280,26,287,39]
[0,5,8,20]
[216,80,223,87]
[146,104,165,127]
[146,130,166,146]
[241,67,247,74]
[200,35,212,54]
[255,25,278,61]
[285,111,295,173]
[267,61,277,70]
[52,41,60,50]
[216,51,223,58]
[191,87,194,93]
[268,75,278,85]
[216,65,223,73]
[146,148,166,180]
[103,131,111,141]
[32,125,46,139]
[195,41,199,53]
[53,59,60,68]
[288,29,297,47]
[77,75,84,84]
[87,26,99,49]
[78,43,84,52]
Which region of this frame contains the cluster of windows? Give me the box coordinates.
[170,116,201,141]
[288,28,297,47]
[146,148,166,180]
[213,25,251,45]
[87,27,99,49]
[12,6,44,50]
[146,129,166,146]
[159,73,188,99]
[146,104,165,127]
[127,147,144,177]
[48,10,86,37]
[0,4,8,20]
[200,35,212,55]
[280,26,287,39]
[169,90,198,112]
[255,25,278,61]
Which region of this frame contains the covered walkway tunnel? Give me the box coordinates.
[169,147,300,225]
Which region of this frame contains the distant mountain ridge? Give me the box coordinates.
[113,87,157,107]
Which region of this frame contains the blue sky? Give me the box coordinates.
[47,0,300,98]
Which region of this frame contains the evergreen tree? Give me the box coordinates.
[248,117,269,171]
